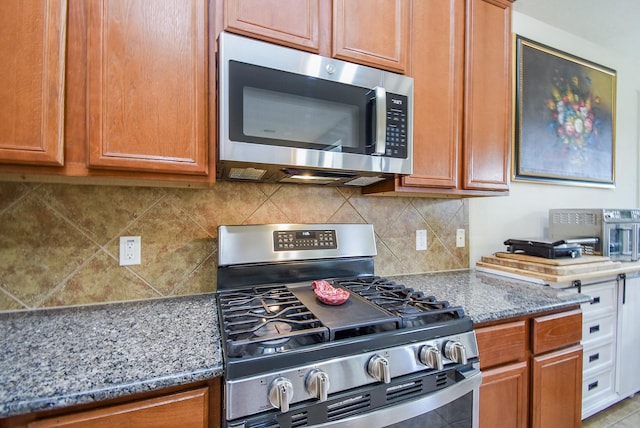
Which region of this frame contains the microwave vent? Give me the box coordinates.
[228,167,267,181]
[551,212,598,226]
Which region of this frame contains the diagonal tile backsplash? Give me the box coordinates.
[0,181,469,311]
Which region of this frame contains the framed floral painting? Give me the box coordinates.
[513,35,617,187]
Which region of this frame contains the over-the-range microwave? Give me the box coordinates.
[217,32,414,186]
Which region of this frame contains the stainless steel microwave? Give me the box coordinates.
[217,32,414,186]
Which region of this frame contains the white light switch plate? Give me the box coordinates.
[416,229,427,251]
[456,229,465,248]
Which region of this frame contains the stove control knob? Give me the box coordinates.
[268,377,294,413]
[444,340,467,365]
[306,369,330,402]
[419,345,444,370]
[367,354,391,383]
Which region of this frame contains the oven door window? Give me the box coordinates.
[228,60,373,154]
[608,225,634,258]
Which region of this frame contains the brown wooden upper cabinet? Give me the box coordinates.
[223,0,410,73]
[0,0,67,167]
[86,0,209,175]
[364,0,513,197]
[0,0,214,186]
[1,0,511,195]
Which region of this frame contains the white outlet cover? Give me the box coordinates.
[119,236,141,266]
[416,229,427,251]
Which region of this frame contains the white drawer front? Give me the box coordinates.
[582,368,615,405]
[581,282,616,317]
[582,314,615,345]
[582,341,615,375]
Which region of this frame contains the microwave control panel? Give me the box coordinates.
[385,93,409,158]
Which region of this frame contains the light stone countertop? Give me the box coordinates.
[0,269,593,419]
[0,293,223,419]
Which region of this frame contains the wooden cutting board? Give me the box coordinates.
[494,252,611,266]
[482,253,620,276]
[476,262,565,282]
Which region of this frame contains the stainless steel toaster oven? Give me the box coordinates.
[550,208,640,261]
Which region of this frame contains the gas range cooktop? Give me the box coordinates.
[216,224,474,376]
[218,276,466,360]
[216,224,479,424]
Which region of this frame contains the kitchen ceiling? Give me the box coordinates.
[513,0,640,61]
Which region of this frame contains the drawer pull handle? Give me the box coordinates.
[591,296,601,304]
[589,353,600,363]
[588,381,599,391]
[589,325,600,334]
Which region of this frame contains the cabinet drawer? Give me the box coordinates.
[581,282,616,317]
[582,340,615,375]
[476,321,526,369]
[581,314,615,345]
[29,387,210,428]
[582,367,614,407]
[532,309,582,355]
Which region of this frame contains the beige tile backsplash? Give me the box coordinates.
[0,181,468,311]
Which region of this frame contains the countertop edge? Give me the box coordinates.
[1,367,224,418]
[471,299,589,325]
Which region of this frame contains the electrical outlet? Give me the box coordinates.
[456,229,465,248]
[416,229,427,251]
[119,236,141,266]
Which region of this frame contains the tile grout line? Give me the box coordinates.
[0,286,30,310]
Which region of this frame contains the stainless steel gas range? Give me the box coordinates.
[216,224,480,428]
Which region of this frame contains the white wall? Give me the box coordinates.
[469,11,640,264]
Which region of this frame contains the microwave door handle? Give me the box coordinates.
[372,86,387,155]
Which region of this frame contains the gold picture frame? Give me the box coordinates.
[513,35,617,187]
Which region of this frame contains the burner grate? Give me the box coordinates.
[338,276,465,326]
[218,285,329,357]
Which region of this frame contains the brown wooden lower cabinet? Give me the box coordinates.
[0,379,221,428]
[531,345,583,428]
[477,308,583,428]
[479,361,528,428]
[28,388,209,428]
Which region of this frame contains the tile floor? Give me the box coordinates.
[583,394,640,427]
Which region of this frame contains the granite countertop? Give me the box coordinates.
[0,293,223,419]
[0,269,591,420]
[389,269,591,324]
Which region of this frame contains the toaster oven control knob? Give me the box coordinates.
[444,341,467,365]
[268,377,294,413]
[367,354,391,383]
[419,345,444,370]
[305,369,330,402]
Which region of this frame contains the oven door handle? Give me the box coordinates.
[315,365,482,428]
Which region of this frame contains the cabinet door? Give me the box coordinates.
[531,345,583,428]
[462,0,511,191]
[87,0,208,175]
[28,387,209,428]
[617,275,640,398]
[0,0,67,166]
[332,0,410,73]
[401,0,463,188]
[224,0,322,52]
[480,361,528,428]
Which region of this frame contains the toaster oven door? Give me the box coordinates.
[605,223,635,261]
